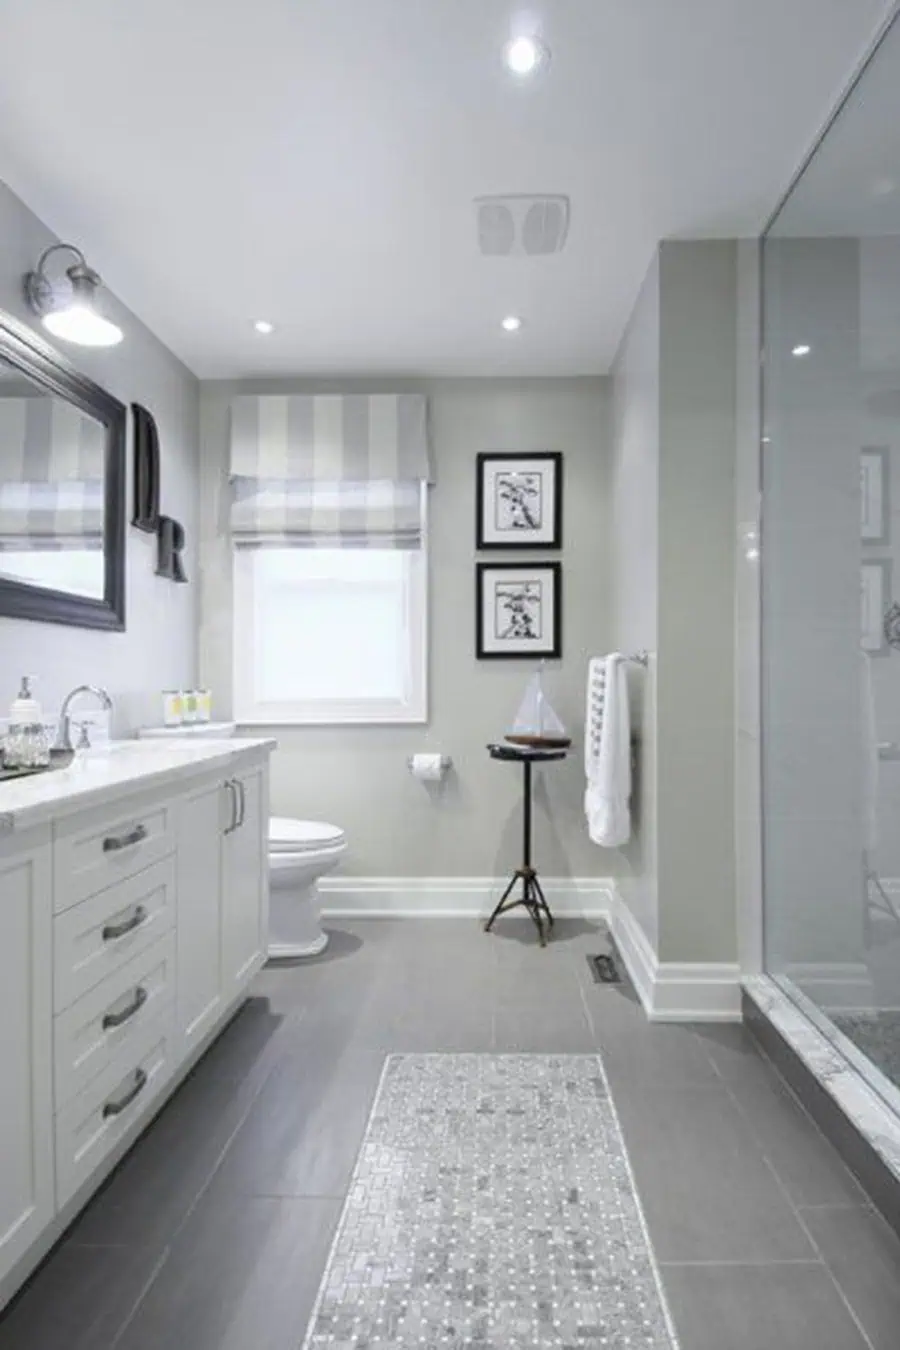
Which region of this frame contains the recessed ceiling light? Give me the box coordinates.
[502,34,549,77]
[254,319,274,334]
[761,435,771,444]
[791,344,811,357]
[501,315,523,332]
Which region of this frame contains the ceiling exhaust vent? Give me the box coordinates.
[474,194,570,256]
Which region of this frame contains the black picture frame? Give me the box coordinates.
[0,308,126,630]
[476,561,562,660]
[475,451,563,550]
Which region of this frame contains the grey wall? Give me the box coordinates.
[657,241,738,964]
[610,241,739,967]
[610,256,660,948]
[199,376,614,878]
[0,181,199,730]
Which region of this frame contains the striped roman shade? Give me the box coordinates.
[0,481,104,552]
[0,396,105,551]
[229,393,431,549]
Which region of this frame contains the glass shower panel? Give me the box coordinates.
[762,13,900,1103]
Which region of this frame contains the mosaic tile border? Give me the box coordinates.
[744,975,900,1186]
[301,1053,680,1349]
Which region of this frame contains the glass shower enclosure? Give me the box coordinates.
[761,12,900,1110]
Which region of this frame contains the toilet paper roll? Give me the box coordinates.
[410,753,447,782]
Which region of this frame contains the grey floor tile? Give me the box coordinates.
[613,1080,816,1262]
[699,1024,867,1207]
[70,1032,277,1249]
[492,1003,595,1051]
[190,995,288,1083]
[113,1186,339,1350]
[802,1203,900,1350]
[661,1262,871,1350]
[212,1043,385,1198]
[0,1239,167,1350]
[724,1076,864,1208]
[595,1010,723,1088]
[254,930,384,1015]
[701,1021,802,1090]
[5,918,896,1350]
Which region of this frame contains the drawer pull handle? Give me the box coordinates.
[103,824,148,853]
[102,904,148,942]
[102,985,148,1030]
[102,1067,148,1119]
[224,779,239,834]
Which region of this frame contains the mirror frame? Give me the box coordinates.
[0,308,126,630]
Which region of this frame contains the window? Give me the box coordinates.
[228,392,431,724]
[234,535,427,725]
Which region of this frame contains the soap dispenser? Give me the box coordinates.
[4,676,51,770]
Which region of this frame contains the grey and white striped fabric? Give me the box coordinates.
[0,480,104,552]
[0,396,105,480]
[0,396,105,551]
[229,394,431,549]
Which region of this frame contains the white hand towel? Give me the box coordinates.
[584,653,631,847]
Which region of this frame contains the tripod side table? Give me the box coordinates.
[484,742,568,946]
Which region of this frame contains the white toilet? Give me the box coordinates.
[268,817,347,959]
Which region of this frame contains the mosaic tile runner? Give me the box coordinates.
[302,1054,679,1349]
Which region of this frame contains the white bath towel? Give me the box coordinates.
[584,654,631,847]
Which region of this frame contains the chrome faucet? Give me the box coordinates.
[54,685,113,753]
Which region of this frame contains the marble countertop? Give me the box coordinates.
[0,737,276,837]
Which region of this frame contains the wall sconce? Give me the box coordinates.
[24,243,123,348]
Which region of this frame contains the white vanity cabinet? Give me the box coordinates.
[221,761,268,1000]
[0,739,272,1308]
[0,826,54,1287]
[176,776,226,1056]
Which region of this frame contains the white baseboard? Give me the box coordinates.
[319,876,742,1022]
[319,876,613,920]
[610,887,742,1022]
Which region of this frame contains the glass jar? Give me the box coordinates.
[4,721,50,770]
[162,691,183,727]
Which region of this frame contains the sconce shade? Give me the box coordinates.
[25,245,123,348]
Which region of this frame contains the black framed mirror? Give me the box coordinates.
[0,308,125,630]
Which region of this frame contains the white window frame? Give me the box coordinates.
[233,488,428,726]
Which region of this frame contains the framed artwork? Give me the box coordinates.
[861,559,891,655]
[476,451,563,549]
[861,447,890,544]
[476,561,562,659]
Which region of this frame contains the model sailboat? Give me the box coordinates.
[505,666,571,750]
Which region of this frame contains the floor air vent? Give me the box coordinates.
[587,952,622,985]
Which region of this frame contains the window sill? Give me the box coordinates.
[235,709,428,728]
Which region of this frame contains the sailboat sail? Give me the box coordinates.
[506,668,571,749]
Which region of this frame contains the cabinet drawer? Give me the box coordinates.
[54,791,176,914]
[54,858,176,1013]
[55,1006,175,1210]
[54,930,176,1109]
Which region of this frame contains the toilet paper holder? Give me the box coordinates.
[406,754,453,773]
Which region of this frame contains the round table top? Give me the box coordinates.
[487,742,568,764]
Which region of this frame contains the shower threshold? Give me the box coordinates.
[744,974,900,1236]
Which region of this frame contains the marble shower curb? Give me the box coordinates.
[743,975,900,1224]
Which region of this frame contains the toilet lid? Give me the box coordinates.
[269,817,346,853]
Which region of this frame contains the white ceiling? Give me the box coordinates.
[0,0,894,378]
